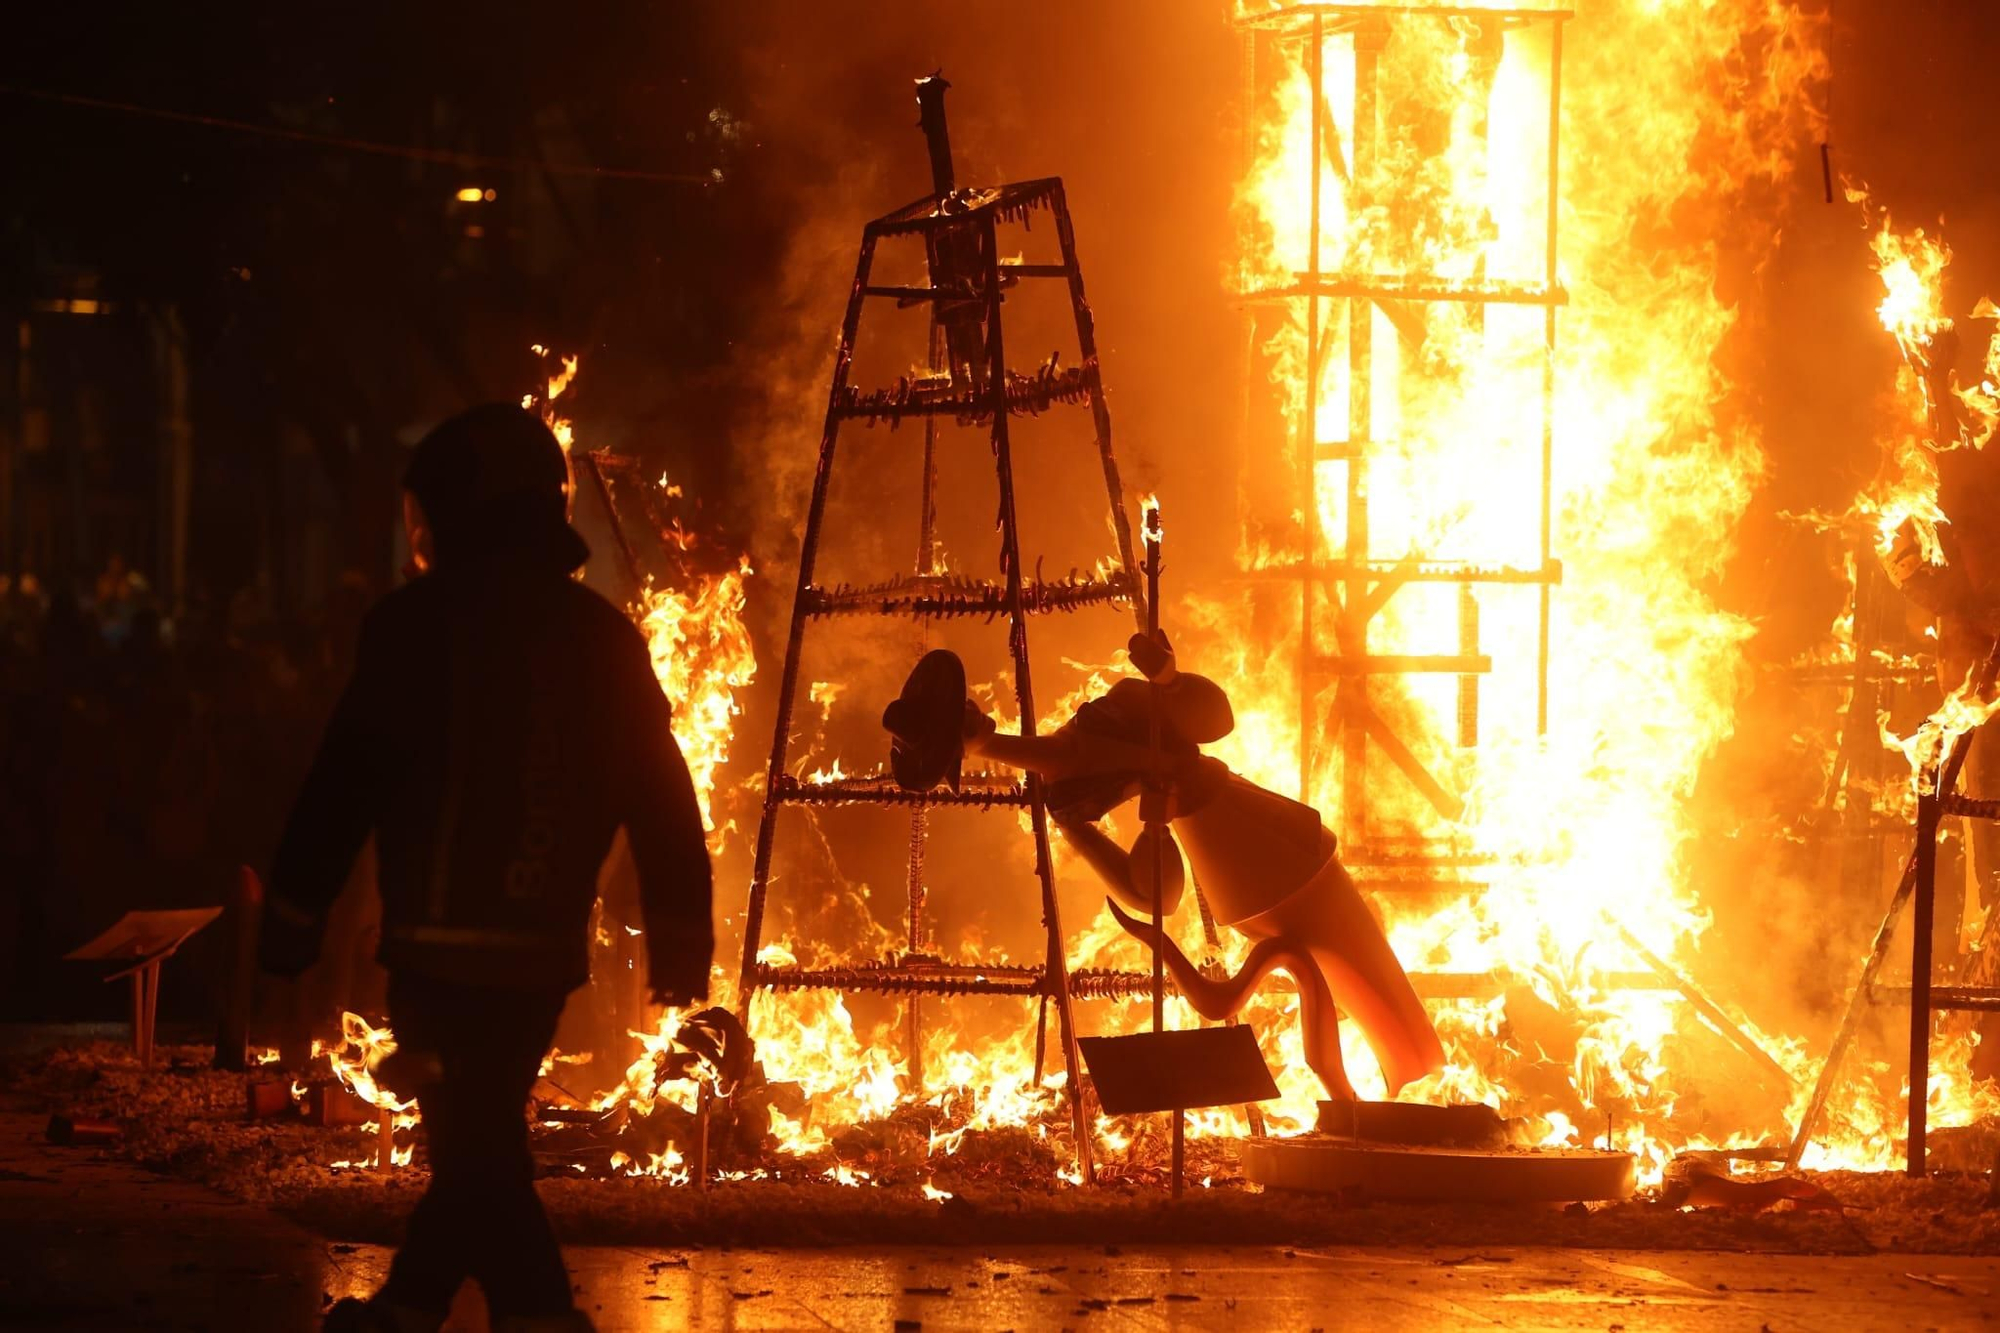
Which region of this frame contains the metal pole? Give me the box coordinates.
[1908,784,1941,1177]
[1142,505,1184,1199]
[1146,512,1166,1036]
[1300,14,1324,804]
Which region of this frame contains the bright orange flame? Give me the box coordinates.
[1201,0,1831,1178]
[638,556,757,838]
[527,350,757,840]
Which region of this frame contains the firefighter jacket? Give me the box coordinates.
[260,543,713,997]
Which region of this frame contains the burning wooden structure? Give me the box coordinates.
[1235,3,1566,823]
[228,2,2000,1203]
[734,76,1159,1184]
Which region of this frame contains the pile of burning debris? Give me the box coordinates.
[18,1037,2000,1256]
[258,1006,1253,1193]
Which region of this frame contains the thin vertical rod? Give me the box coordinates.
[1053,184,1146,631]
[1908,783,1941,1177]
[985,217,1094,1185]
[1145,518,1166,1036]
[130,970,147,1070]
[1537,20,1563,734]
[1143,509,1181,1198]
[1033,993,1049,1085]
[144,962,160,1070]
[1342,19,1383,836]
[904,803,926,1084]
[377,1106,395,1174]
[905,317,947,1089]
[1300,13,1324,803]
[694,1083,712,1193]
[738,233,879,1004]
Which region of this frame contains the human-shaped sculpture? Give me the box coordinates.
[883,633,1445,1101]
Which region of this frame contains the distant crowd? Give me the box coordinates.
[0,557,371,1023]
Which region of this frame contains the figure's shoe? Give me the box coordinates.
[882,649,968,792]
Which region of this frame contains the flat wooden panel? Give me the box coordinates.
[1079,1027,1280,1115]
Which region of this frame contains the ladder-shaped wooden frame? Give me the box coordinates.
[736,176,1147,1183]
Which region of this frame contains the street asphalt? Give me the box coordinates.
[4,1111,1996,1330]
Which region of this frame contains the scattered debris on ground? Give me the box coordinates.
[8,1040,1997,1253]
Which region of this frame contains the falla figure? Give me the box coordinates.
[882,632,1446,1102]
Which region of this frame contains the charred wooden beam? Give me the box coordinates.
[775,772,1030,810]
[1244,275,1568,307]
[1240,559,1563,586]
[802,570,1133,620]
[1870,983,2000,1014]
[835,358,1100,426]
[1319,653,1493,675]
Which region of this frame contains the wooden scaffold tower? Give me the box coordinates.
[1235,3,1568,942]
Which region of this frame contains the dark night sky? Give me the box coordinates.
[1,3,757,599]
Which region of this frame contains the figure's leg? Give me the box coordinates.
[967,715,1174,785]
[380,979,571,1324]
[1103,898,1353,1099]
[378,978,473,1322]
[1238,859,1445,1098]
[967,727,1089,779]
[452,992,570,1321]
[1276,938,1359,1101]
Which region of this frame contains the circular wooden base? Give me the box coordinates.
[1239,1135,1637,1203]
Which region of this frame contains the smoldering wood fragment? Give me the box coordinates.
[303,1084,373,1128]
[245,1080,293,1120]
[46,1113,121,1145]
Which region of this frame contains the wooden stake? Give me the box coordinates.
[695,1083,712,1194]
[377,1108,395,1174]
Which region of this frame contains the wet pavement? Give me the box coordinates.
[4,1112,1998,1330]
